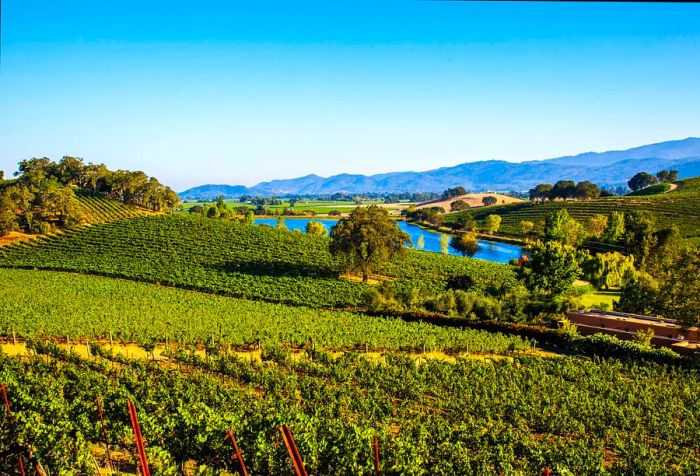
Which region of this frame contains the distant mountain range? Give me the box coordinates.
[179,137,700,200]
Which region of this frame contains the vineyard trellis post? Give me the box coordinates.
[128,400,151,476]
[95,395,113,468]
[280,424,308,476]
[225,429,248,476]
[373,435,380,475]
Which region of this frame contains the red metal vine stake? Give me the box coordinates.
[373,435,381,475]
[280,424,308,476]
[128,400,151,476]
[225,430,248,476]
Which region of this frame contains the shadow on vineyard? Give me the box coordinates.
[212,258,339,279]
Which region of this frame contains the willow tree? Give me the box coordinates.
[329,205,409,283]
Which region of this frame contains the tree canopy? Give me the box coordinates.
[450,199,469,212]
[329,205,409,282]
[450,231,479,257]
[305,221,326,236]
[528,183,553,202]
[520,240,585,297]
[574,181,601,200]
[656,169,678,183]
[484,214,502,235]
[544,209,587,246]
[628,172,658,192]
[482,196,498,206]
[550,180,577,200]
[0,156,181,236]
[441,186,467,200]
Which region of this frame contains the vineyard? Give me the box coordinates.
[0,269,528,353]
[0,215,516,309]
[2,199,698,474]
[452,176,700,240]
[77,194,153,223]
[1,340,698,474]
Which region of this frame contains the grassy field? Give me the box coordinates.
[579,289,620,309]
[181,199,392,215]
[448,177,700,241]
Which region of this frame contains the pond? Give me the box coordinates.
[254,217,524,264]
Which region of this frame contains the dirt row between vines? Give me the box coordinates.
[0,339,560,363]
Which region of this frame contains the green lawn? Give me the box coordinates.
[579,289,620,310]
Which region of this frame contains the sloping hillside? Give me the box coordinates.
[448,177,700,242]
[0,214,514,309]
[77,194,155,223]
[417,193,523,211]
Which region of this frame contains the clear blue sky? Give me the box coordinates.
[1,1,699,190]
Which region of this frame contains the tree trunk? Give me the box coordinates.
[362,270,369,283]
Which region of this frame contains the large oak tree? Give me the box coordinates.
[329,205,409,283]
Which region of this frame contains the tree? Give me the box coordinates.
[451,231,479,257]
[544,209,586,245]
[628,172,658,191]
[244,209,255,225]
[206,205,220,219]
[441,186,467,200]
[602,211,625,244]
[586,214,608,239]
[520,220,534,236]
[329,205,409,283]
[528,184,553,203]
[0,190,17,235]
[305,221,326,236]
[656,169,678,183]
[450,200,469,212]
[550,180,576,200]
[56,156,85,185]
[481,196,498,207]
[520,240,584,297]
[622,211,656,267]
[276,216,287,231]
[416,235,425,250]
[616,272,660,316]
[0,170,4,181]
[582,252,636,290]
[484,214,501,234]
[616,249,700,327]
[659,249,700,327]
[216,195,228,211]
[574,181,601,200]
[456,212,477,231]
[439,233,449,254]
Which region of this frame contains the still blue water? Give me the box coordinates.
[255,218,524,264]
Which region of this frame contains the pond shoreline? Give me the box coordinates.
[255,217,525,264]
